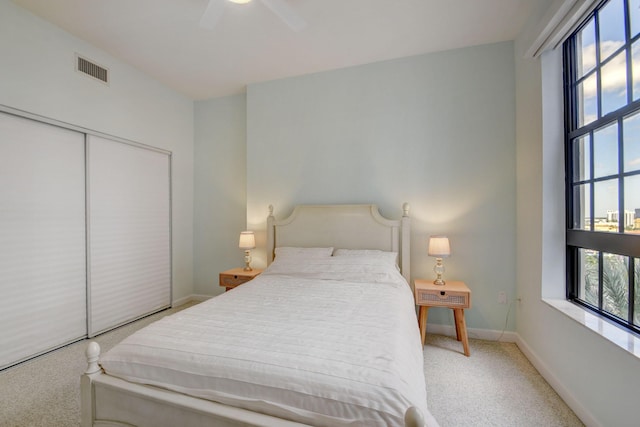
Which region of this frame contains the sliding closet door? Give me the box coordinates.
[87,135,171,336]
[0,112,86,369]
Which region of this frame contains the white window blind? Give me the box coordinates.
[0,112,87,369]
[87,135,171,336]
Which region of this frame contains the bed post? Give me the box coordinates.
[401,202,411,283]
[404,406,426,427]
[266,205,275,265]
[80,341,101,427]
[401,205,430,427]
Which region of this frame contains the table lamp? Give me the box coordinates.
[428,236,450,285]
[239,231,256,271]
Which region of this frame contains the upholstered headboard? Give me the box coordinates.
[266,203,411,282]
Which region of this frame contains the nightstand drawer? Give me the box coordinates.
[220,274,252,288]
[416,289,469,308]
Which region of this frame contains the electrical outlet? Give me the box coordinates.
[498,291,507,304]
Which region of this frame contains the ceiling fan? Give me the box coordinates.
[200,0,307,32]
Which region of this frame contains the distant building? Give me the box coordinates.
[607,210,636,228]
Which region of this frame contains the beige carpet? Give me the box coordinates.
[0,303,198,427]
[424,335,583,426]
[0,303,582,426]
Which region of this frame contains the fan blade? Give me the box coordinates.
[199,0,226,30]
[260,0,307,31]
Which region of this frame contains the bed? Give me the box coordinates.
[81,203,438,427]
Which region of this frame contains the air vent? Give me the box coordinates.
[76,55,109,84]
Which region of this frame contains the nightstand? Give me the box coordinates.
[219,268,263,291]
[414,279,471,356]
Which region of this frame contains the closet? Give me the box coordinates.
[0,111,171,369]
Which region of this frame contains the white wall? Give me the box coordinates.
[246,42,518,332]
[194,95,247,296]
[515,1,640,425]
[0,0,195,301]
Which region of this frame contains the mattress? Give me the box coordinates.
[99,257,436,426]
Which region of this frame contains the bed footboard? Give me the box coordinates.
[81,343,431,427]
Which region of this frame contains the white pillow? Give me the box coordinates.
[263,256,407,286]
[333,249,398,266]
[274,246,334,260]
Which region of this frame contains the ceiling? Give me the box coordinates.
[11,0,536,100]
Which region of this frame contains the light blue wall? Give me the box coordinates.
[246,42,517,332]
[194,95,248,295]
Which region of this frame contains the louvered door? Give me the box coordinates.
[0,112,87,369]
[87,135,171,336]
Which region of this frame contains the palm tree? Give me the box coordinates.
[601,255,628,318]
[583,251,599,307]
[583,253,637,322]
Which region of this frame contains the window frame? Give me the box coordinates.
[564,0,640,334]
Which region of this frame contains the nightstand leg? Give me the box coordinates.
[453,309,461,341]
[454,308,470,357]
[418,306,429,345]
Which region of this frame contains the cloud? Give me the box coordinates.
[580,40,623,72]
[580,41,630,98]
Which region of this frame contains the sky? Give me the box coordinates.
[576,0,640,220]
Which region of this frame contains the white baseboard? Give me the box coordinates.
[426,323,519,342]
[172,294,212,307]
[514,335,599,427]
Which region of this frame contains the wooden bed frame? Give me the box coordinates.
[81,203,430,427]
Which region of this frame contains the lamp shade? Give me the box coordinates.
[238,231,255,249]
[428,236,450,258]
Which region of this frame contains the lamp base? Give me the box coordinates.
[243,250,252,271]
[433,258,445,285]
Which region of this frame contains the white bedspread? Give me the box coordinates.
[100,258,436,426]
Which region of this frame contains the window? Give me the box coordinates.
[564,0,640,334]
